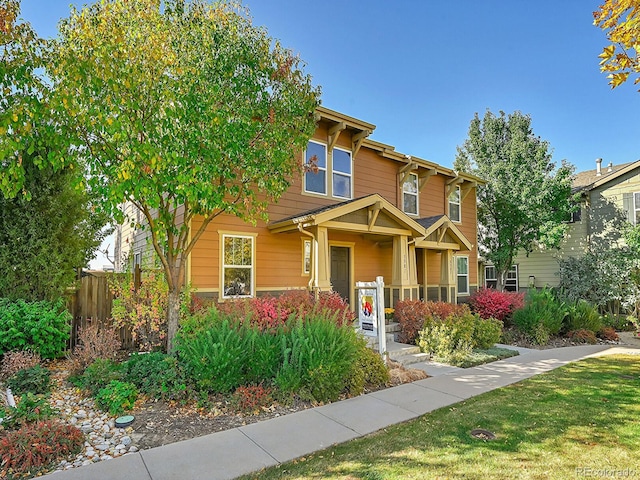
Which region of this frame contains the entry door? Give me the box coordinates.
[330,246,350,304]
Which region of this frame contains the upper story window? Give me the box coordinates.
[448,186,461,222]
[304,141,327,195]
[403,173,418,215]
[332,147,352,199]
[304,141,352,199]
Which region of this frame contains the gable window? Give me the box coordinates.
[332,147,352,199]
[304,141,327,195]
[222,234,254,298]
[403,173,418,215]
[456,256,469,295]
[448,186,461,222]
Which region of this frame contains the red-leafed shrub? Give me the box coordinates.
[470,288,525,324]
[597,326,619,342]
[231,384,274,414]
[0,421,84,475]
[395,300,470,344]
[216,290,355,331]
[567,329,598,344]
[1,350,41,380]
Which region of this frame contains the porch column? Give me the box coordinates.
[440,249,456,303]
[391,236,419,305]
[315,226,332,290]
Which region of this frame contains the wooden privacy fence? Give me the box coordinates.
[67,270,134,349]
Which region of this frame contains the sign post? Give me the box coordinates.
[355,276,386,361]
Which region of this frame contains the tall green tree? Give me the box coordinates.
[48,0,320,350]
[0,157,109,301]
[454,110,575,290]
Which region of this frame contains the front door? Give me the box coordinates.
[330,246,350,304]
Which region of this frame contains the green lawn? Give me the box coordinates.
[242,355,640,480]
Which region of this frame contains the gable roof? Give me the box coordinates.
[573,160,640,192]
[268,194,425,237]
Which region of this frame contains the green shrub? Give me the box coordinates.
[0,298,71,359]
[512,288,568,345]
[565,300,603,334]
[1,393,56,429]
[78,358,123,395]
[123,352,186,400]
[601,313,633,331]
[95,380,138,415]
[0,421,84,475]
[473,317,504,349]
[418,313,475,359]
[243,329,285,385]
[177,319,247,393]
[6,365,51,395]
[345,342,389,396]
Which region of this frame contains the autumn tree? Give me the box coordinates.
[48,0,320,350]
[454,110,575,290]
[594,0,640,90]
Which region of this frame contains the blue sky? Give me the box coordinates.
[19,0,640,266]
[21,0,640,174]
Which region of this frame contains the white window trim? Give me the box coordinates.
[448,185,461,223]
[505,264,519,291]
[484,264,518,291]
[133,251,142,269]
[634,192,640,226]
[303,140,328,196]
[456,255,469,296]
[402,172,419,216]
[332,146,352,200]
[220,232,256,299]
[484,265,497,288]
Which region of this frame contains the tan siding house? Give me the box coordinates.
[506,158,640,290]
[117,107,484,308]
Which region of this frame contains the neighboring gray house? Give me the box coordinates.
[491,158,640,291]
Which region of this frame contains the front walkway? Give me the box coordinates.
[47,344,639,480]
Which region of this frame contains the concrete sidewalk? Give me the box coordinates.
[46,344,639,480]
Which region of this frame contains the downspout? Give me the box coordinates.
[297,223,317,292]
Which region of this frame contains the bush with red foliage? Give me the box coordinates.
[395,300,470,344]
[0,421,84,475]
[597,326,619,342]
[567,329,598,344]
[470,288,525,324]
[231,384,274,414]
[216,290,355,331]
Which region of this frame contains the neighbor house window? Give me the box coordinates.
[449,186,461,222]
[505,264,518,292]
[133,251,141,269]
[222,234,254,298]
[484,265,497,289]
[403,173,418,215]
[302,239,311,275]
[304,141,327,195]
[332,147,352,199]
[456,256,469,295]
[635,192,640,225]
[484,264,518,291]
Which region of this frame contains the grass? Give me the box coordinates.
[241,355,640,480]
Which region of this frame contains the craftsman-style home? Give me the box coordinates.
[115,107,484,308]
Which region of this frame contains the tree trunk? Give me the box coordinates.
[496,271,506,292]
[167,288,181,353]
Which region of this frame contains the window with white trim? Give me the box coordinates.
[302,239,311,275]
[332,147,352,199]
[304,141,327,195]
[222,234,254,298]
[449,186,461,222]
[484,264,518,291]
[635,192,640,225]
[403,173,418,215]
[456,256,469,295]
